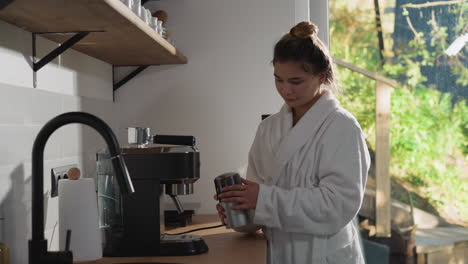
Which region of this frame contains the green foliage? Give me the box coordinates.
[331,1,468,223]
[451,59,468,86]
[390,87,468,218]
[384,3,468,88]
[330,6,381,71]
[383,39,434,88]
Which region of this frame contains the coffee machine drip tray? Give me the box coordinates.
[158,234,208,256]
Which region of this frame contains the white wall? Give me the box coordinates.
[0,20,117,263]
[310,0,329,47]
[115,0,315,214]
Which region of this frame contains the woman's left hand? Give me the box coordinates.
[217,178,260,210]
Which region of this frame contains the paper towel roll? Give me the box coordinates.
[58,178,102,261]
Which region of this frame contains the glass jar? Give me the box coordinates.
[156,20,163,36]
[132,0,141,17]
[151,17,159,32]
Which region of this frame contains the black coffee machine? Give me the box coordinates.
[96,127,208,257]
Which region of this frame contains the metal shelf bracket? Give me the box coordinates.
[0,0,14,9]
[32,31,92,72]
[112,65,150,91]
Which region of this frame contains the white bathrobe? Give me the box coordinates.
[247,92,370,264]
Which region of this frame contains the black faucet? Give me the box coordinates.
[29,112,135,264]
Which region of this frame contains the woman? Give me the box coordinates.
[214,21,370,264]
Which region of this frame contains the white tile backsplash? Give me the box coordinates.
[29,88,63,125]
[43,128,64,162]
[0,165,15,205]
[0,125,37,166]
[58,124,82,157]
[1,162,32,264]
[0,83,32,125]
[11,163,32,202]
[0,21,33,89]
[80,95,117,129]
[61,94,82,113]
[81,126,107,155]
[66,56,112,100]
[44,196,59,232]
[81,151,100,180]
[4,195,31,264]
[45,226,60,251]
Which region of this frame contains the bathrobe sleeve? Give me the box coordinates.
[253,116,370,235]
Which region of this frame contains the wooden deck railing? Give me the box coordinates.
[333,57,398,237]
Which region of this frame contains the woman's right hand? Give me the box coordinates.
[214,194,227,225]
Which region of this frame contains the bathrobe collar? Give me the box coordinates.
[271,91,339,185]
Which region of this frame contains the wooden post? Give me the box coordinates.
[376,80,391,237]
[332,57,396,237]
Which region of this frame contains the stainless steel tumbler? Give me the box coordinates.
[214,172,250,229]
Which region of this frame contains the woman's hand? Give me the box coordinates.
[217,178,260,210]
[213,201,227,225]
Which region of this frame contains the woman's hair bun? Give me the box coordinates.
[289,21,318,39]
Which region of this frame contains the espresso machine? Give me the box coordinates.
[96,127,208,257]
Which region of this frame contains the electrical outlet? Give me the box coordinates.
[51,164,77,197]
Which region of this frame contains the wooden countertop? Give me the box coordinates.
[76,215,266,264]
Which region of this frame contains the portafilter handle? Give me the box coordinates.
[153,135,195,146]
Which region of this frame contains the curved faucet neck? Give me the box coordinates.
[30,112,134,263]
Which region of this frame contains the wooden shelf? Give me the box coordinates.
[0,0,187,66]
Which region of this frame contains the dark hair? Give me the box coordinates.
[273,21,338,92]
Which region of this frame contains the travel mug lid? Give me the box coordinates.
[214,172,242,195]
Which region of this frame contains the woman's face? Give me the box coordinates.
[274,61,325,111]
